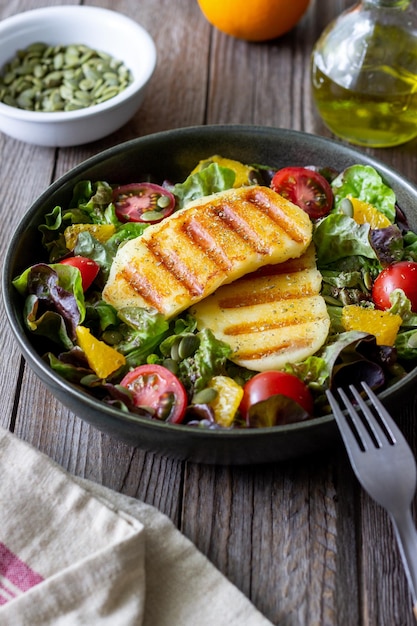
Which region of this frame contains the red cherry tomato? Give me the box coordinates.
[113,182,176,224]
[271,166,333,219]
[60,256,100,291]
[239,371,314,421]
[120,364,187,424]
[372,261,417,311]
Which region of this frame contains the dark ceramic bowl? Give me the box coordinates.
[4,125,417,464]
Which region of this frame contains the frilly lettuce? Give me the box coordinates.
[331,164,396,221]
[13,263,85,347]
[39,181,117,261]
[170,162,236,208]
[313,213,377,266]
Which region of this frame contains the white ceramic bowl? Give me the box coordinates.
[0,6,157,147]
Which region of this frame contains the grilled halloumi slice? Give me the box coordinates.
[103,186,312,318]
[190,245,330,371]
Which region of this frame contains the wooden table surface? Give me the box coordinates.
[2,1,417,624]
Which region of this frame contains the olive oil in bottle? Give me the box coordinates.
[311,0,417,148]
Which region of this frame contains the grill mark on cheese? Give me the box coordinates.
[236,337,315,361]
[120,265,163,309]
[210,202,270,255]
[216,277,318,308]
[246,187,311,244]
[183,217,232,272]
[250,254,316,277]
[222,309,327,336]
[145,236,205,297]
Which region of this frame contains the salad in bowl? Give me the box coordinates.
[11,152,417,431]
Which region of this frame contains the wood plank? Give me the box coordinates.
[181,451,360,625]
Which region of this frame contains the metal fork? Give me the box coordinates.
[326,382,417,620]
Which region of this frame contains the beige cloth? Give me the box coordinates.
[0,427,273,625]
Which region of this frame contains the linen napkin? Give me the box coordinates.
[0,427,273,625]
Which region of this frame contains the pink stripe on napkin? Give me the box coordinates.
[0,542,43,604]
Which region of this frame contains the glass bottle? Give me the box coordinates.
[311,0,417,148]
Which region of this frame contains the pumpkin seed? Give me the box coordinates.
[339,197,354,217]
[170,337,182,361]
[3,72,15,85]
[96,86,120,103]
[3,94,16,107]
[157,195,172,209]
[0,42,133,112]
[79,78,96,92]
[64,101,82,112]
[139,210,168,222]
[53,52,64,70]
[44,71,64,88]
[13,77,32,93]
[60,84,74,101]
[178,334,200,359]
[101,329,124,345]
[162,358,180,375]
[16,88,36,109]
[323,294,343,306]
[192,388,218,405]
[156,392,176,421]
[82,64,101,82]
[92,79,105,97]
[363,270,373,291]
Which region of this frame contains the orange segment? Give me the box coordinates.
[207,375,244,427]
[196,0,310,42]
[64,223,116,250]
[341,305,402,346]
[76,325,126,378]
[350,197,392,229]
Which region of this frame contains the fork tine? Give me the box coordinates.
[326,388,366,452]
[348,384,385,449]
[328,384,403,451]
[328,386,377,452]
[339,386,376,451]
[359,381,402,445]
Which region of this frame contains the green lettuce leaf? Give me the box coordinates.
[403,230,417,261]
[177,328,232,394]
[386,289,417,326]
[115,307,171,367]
[395,329,417,360]
[284,355,330,387]
[14,263,86,347]
[24,296,74,349]
[171,163,236,208]
[331,164,396,221]
[313,213,377,266]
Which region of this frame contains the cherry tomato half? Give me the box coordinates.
[60,255,100,291]
[372,261,417,311]
[239,371,314,422]
[120,364,187,424]
[271,166,333,219]
[113,183,176,224]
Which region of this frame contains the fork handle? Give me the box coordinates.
[391,508,417,619]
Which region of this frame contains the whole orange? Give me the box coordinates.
[196,0,311,42]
